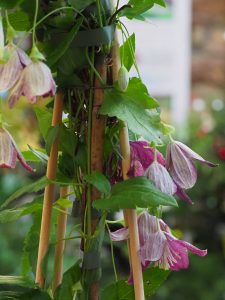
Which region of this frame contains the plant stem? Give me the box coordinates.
[32,0,39,46]
[35,92,64,288]
[96,0,103,27]
[106,223,118,282]
[52,186,69,292]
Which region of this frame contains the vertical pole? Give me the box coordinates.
[35,92,64,287]
[112,41,145,300]
[52,186,69,292]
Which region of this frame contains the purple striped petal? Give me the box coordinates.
[174,141,217,167]
[167,143,197,189]
[145,161,177,195]
[109,227,129,241]
[175,184,193,204]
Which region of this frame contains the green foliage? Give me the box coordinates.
[34,107,52,141]
[101,268,169,299]
[47,17,84,67]
[45,125,60,155]
[120,34,135,71]
[84,171,111,195]
[100,84,162,143]
[54,260,82,300]
[22,146,48,163]
[6,11,30,31]
[93,177,178,211]
[120,0,166,19]
[1,176,49,209]
[69,0,95,11]
[0,0,25,9]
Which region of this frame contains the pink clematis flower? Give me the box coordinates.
[144,161,177,195]
[0,44,31,91]
[8,60,56,108]
[110,211,207,284]
[166,141,217,189]
[0,126,33,172]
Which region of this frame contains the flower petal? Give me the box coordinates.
[0,128,17,168]
[109,227,129,241]
[175,185,193,204]
[145,161,177,195]
[174,141,217,167]
[167,143,197,189]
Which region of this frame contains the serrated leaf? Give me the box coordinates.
[1,176,49,209]
[120,33,135,71]
[54,260,82,300]
[100,88,162,143]
[34,107,52,141]
[84,171,111,195]
[93,177,178,211]
[101,280,134,300]
[143,267,170,297]
[47,17,83,67]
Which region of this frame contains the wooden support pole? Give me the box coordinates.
[52,186,69,292]
[35,92,64,287]
[112,41,145,300]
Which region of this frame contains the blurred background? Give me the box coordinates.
[0,0,225,299]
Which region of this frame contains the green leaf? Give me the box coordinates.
[55,197,72,209]
[47,17,83,67]
[69,0,94,11]
[54,260,82,300]
[1,176,49,209]
[34,107,52,141]
[93,177,178,211]
[45,124,60,155]
[59,125,77,156]
[0,276,34,287]
[120,33,135,71]
[100,88,162,143]
[84,171,111,195]
[143,267,170,298]
[0,0,25,9]
[120,0,154,19]
[5,11,30,31]
[154,0,166,7]
[27,145,48,163]
[101,280,134,300]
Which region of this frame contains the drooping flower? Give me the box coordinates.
[0,44,31,91]
[0,126,33,172]
[110,211,207,284]
[8,60,56,108]
[166,140,217,189]
[144,161,177,195]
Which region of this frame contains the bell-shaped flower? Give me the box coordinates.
[138,212,207,272]
[144,161,177,195]
[109,211,207,284]
[0,126,33,172]
[0,44,31,91]
[166,141,217,189]
[8,60,56,108]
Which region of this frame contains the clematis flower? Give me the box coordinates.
[110,211,207,284]
[144,161,177,195]
[0,44,31,92]
[0,126,33,172]
[8,60,56,108]
[166,141,217,189]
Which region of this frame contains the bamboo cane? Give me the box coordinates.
[52,186,69,292]
[112,41,145,300]
[35,92,64,287]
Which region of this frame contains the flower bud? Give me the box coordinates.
[118,65,129,92]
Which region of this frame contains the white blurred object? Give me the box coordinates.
[192,98,205,112]
[211,98,224,111]
[119,0,192,130]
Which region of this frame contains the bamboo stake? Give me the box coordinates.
[112,41,145,300]
[52,186,69,292]
[35,92,64,287]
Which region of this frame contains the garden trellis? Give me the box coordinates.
[0,1,216,299]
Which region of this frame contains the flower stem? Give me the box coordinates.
[32,0,39,46]
[106,223,118,282]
